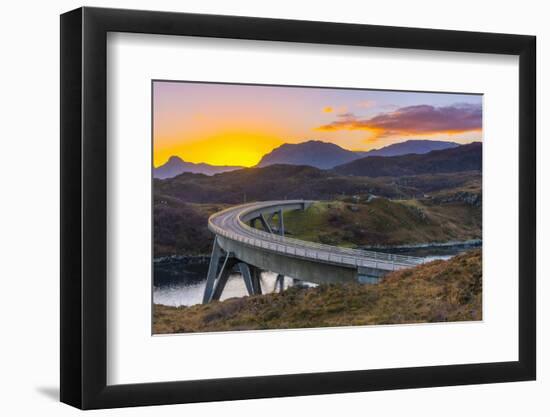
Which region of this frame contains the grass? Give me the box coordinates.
[155,196,481,257]
[280,199,481,248]
[154,202,230,256]
[153,249,482,334]
[153,168,481,256]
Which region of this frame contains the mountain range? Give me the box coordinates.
[154,143,481,255]
[153,156,243,179]
[334,142,481,177]
[154,143,481,204]
[356,139,459,157]
[257,139,459,169]
[256,140,359,169]
[155,139,463,178]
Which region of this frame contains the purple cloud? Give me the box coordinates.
[317,103,482,137]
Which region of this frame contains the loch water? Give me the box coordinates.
[153,241,480,307]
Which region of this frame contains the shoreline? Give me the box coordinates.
[153,254,210,265]
[359,238,481,251]
[153,239,482,264]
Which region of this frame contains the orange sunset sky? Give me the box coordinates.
[153,81,482,168]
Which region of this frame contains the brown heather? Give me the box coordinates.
[153,249,482,334]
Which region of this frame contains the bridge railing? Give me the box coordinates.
[210,223,419,270]
[243,201,424,266]
[208,201,425,270]
[239,223,424,269]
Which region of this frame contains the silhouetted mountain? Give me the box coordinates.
[256,140,360,169]
[154,156,243,179]
[155,164,391,204]
[334,142,482,177]
[256,139,461,170]
[357,140,459,157]
[154,163,480,205]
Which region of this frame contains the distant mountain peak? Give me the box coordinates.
[154,157,243,179]
[256,139,463,170]
[156,139,467,179]
[359,139,460,158]
[256,140,360,169]
[167,155,183,163]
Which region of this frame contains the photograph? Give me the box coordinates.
[152,81,483,334]
[49,1,541,411]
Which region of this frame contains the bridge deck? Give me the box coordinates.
[208,200,424,272]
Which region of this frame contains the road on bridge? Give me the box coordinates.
[203,200,425,303]
[208,200,424,273]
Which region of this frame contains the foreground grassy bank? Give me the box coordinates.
[153,249,481,334]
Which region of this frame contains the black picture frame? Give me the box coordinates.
[60,6,536,410]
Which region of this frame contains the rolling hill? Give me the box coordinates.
[153,165,481,255]
[358,139,459,157]
[154,162,481,205]
[334,142,481,177]
[154,164,385,204]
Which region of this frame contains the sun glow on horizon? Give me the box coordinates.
[153,81,482,167]
[154,130,284,168]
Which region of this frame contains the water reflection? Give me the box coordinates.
[154,268,302,307]
[154,242,480,307]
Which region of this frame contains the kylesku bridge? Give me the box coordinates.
[203,200,425,303]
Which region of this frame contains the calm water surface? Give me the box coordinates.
[154,267,301,307]
[153,242,480,307]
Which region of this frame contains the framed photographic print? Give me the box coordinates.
[60,7,536,409]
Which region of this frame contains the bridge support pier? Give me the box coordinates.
[274,274,284,292]
[252,211,285,236]
[278,209,284,236]
[245,210,286,294]
[238,262,262,296]
[211,258,238,301]
[203,237,223,304]
[258,214,273,234]
[203,237,263,304]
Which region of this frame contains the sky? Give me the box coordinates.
[153,81,482,168]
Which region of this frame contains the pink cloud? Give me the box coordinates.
[316,103,482,137]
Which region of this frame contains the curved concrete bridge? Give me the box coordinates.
[203,200,425,303]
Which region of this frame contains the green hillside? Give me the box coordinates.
[280,198,481,247]
[153,164,481,256]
